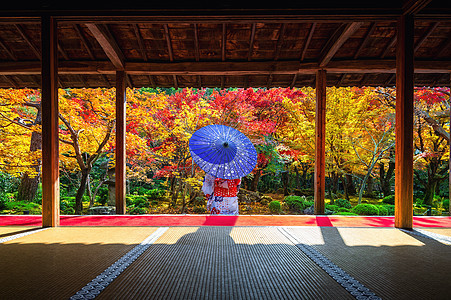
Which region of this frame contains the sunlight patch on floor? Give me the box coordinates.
[7,227,158,245]
[336,228,425,247]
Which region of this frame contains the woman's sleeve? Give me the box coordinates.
[202,173,215,196]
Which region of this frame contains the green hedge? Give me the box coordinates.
[335,198,352,209]
[284,195,308,213]
[268,200,281,213]
[382,195,395,205]
[352,204,379,215]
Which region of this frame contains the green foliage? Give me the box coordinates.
[335,198,352,209]
[337,207,351,213]
[352,203,379,215]
[382,195,395,205]
[383,205,395,215]
[128,206,147,215]
[126,195,150,208]
[145,189,165,201]
[60,197,76,215]
[443,199,449,210]
[326,204,339,212]
[4,200,41,214]
[0,193,8,210]
[0,173,20,194]
[335,212,359,216]
[269,200,281,213]
[260,195,273,205]
[377,205,388,216]
[97,186,109,206]
[284,195,308,213]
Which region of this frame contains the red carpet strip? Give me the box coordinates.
[0,215,450,227]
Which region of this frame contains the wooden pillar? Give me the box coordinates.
[314,70,326,214]
[115,70,126,214]
[41,15,60,227]
[395,15,414,229]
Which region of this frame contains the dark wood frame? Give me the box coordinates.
[6,3,444,228]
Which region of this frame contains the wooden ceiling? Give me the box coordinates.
[0,1,450,89]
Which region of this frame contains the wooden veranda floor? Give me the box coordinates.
[1,217,450,299]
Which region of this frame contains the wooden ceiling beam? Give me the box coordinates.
[354,22,376,59]
[164,24,174,62]
[414,22,439,53]
[319,22,363,67]
[274,23,286,61]
[85,23,124,69]
[402,0,432,15]
[381,34,397,58]
[73,24,96,60]
[132,24,148,61]
[248,23,256,61]
[434,35,451,58]
[58,43,69,60]
[2,74,19,88]
[300,22,316,62]
[222,24,226,61]
[290,73,298,88]
[101,74,111,88]
[0,37,17,61]
[194,23,200,62]
[1,59,450,75]
[15,24,41,60]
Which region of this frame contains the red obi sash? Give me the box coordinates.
[213,178,241,197]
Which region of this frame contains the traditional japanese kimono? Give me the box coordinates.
[202,173,241,215]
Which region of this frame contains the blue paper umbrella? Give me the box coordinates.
[189,124,257,179]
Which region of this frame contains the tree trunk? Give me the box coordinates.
[366,176,374,197]
[17,111,42,202]
[281,171,289,196]
[87,174,94,208]
[341,175,349,201]
[249,169,262,192]
[345,174,356,196]
[379,161,395,198]
[75,168,90,215]
[423,180,437,206]
[17,172,40,202]
[294,166,301,189]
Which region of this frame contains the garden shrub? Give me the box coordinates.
[326,204,339,212]
[335,211,359,216]
[0,194,8,210]
[384,205,395,215]
[284,195,307,213]
[128,206,147,215]
[338,207,351,213]
[443,199,449,210]
[260,195,273,205]
[377,205,388,216]
[382,195,395,205]
[60,197,76,215]
[269,200,281,213]
[126,195,149,208]
[97,186,109,205]
[5,200,41,214]
[146,188,165,200]
[352,203,379,215]
[335,198,352,209]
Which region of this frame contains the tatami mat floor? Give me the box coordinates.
[0,226,450,300]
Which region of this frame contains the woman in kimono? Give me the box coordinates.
[202,173,241,215]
